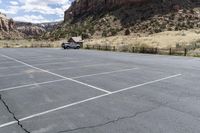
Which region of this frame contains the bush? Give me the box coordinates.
[110,28,118,36]
[82,33,90,39]
[102,30,108,37]
[113,17,118,21]
[125,29,130,35]
[118,44,129,52]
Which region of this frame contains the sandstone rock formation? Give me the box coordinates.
[15,22,60,37]
[0,12,60,39]
[64,0,198,22]
[64,0,148,21]
[42,0,200,40]
[15,22,46,37]
[0,12,23,39]
[0,12,14,31]
[16,26,46,36]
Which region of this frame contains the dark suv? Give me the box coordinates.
[61,42,80,49]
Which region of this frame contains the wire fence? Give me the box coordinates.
[85,44,189,56]
[2,43,199,57]
[2,43,54,48]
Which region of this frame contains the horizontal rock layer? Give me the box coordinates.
[0,12,14,31]
[64,0,198,21]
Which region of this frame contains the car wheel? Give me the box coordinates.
[76,46,80,49]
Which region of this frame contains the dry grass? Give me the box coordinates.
[187,48,200,57]
[84,29,200,49]
[0,29,200,57]
[0,39,66,48]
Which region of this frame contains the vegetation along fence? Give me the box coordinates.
[2,43,53,48]
[85,45,189,56]
[2,43,199,57]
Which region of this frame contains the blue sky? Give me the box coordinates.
[0,0,74,23]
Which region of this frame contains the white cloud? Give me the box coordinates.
[10,1,19,5]
[1,0,73,23]
[13,15,51,23]
[0,5,19,14]
[20,0,71,16]
[19,0,71,5]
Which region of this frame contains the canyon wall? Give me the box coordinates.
[64,0,148,21]
[0,12,59,39]
[0,12,24,39]
[64,0,198,22]
[0,12,14,31]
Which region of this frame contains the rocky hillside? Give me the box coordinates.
[45,0,200,40]
[64,0,199,20]
[15,22,45,37]
[0,13,14,31]
[64,0,150,21]
[0,12,23,39]
[0,12,61,39]
[15,22,61,37]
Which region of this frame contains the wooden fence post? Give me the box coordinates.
[151,48,154,54]
[132,47,135,53]
[184,48,187,56]
[113,46,115,51]
[155,48,158,54]
[169,48,172,55]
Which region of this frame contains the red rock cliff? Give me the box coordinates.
[0,12,14,31]
[64,0,148,21]
[64,0,197,22]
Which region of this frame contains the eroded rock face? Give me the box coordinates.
[64,0,148,21]
[16,26,46,36]
[0,12,24,39]
[0,12,14,31]
[64,0,197,21]
[15,22,60,37]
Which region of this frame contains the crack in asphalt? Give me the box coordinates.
[0,94,30,133]
[57,106,159,133]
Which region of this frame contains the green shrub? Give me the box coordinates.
[102,30,108,37]
[125,29,130,35]
[110,28,118,36]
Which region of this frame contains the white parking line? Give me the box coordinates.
[0,59,88,70]
[0,79,67,92]
[0,65,27,70]
[6,56,74,62]
[0,62,112,71]
[1,54,111,94]
[48,63,114,71]
[72,67,139,79]
[0,70,43,78]
[33,60,91,66]
[0,67,138,92]
[112,74,182,93]
[0,61,15,65]
[0,63,111,78]
[0,74,182,128]
[16,57,75,62]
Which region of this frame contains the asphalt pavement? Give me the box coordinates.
[0,48,200,133]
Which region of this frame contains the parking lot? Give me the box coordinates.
[0,48,200,133]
